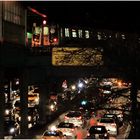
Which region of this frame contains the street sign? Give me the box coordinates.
[52,47,103,66]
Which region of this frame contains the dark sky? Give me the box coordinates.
[24,1,140,32]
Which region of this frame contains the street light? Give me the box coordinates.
[43,19,47,25]
[41,19,47,46]
[78,82,84,88]
[71,85,76,91]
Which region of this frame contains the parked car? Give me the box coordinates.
[5,103,15,121]
[4,120,20,138]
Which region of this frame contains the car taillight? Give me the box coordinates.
[71,128,74,132]
[64,116,69,120]
[97,122,103,126]
[104,133,108,137]
[77,116,82,120]
[111,123,116,127]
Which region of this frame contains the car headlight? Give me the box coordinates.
[35,98,39,103]
[50,125,57,131]
[9,128,15,133]
[18,116,21,121]
[28,116,32,121]
[104,133,108,137]
[5,109,10,115]
[50,105,55,110]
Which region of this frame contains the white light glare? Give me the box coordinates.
[78,82,83,88]
[71,85,76,90]
[9,128,15,133]
[50,125,57,131]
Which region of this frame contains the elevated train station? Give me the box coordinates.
[0,1,140,138]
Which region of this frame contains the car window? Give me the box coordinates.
[58,122,74,128]
[43,131,60,136]
[67,111,81,117]
[100,118,115,123]
[89,126,107,134]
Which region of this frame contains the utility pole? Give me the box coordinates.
[0,1,5,138]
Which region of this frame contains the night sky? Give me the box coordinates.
[24,1,140,32]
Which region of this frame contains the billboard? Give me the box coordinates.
[52,47,103,66]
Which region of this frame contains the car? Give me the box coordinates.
[4,120,20,137]
[41,130,64,139]
[18,108,39,128]
[27,107,39,127]
[107,110,124,122]
[87,125,109,139]
[57,122,77,138]
[64,111,85,127]
[79,100,95,113]
[13,101,39,128]
[103,113,123,127]
[97,117,118,136]
[4,103,15,121]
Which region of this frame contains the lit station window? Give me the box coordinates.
[60,28,63,38]
[97,32,102,40]
[65,28,70,37]
[85,30,89,39]
[121,34,126,39]
[78,30,83,38]
[72,29,77,38]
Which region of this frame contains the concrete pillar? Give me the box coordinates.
[0,69,5,138]
[19,68,28,138]
[38,82,48,125]
[130,78,138,138]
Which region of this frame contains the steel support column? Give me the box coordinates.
[19,68,29,138]
[0,69,5,138]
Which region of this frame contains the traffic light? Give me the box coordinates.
[53,37,58,42]
[33,34,40,42]
[49,25,59,45]
[32,34,41,47]
[81,100,87,105]
[50,36,58,45]
[43,19,47,25]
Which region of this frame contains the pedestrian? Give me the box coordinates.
[89,117,96,127]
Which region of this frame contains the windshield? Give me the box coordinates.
[44,131,60,136]
[58,122,74,128]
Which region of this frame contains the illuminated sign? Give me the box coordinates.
[52,47,103,66]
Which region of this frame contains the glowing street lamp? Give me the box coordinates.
[43,19,47,25]
[71,85,76,91]
[78,82,84,88]
[118,81,122,87]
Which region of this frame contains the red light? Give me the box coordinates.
[43,20,47,25]
[97,122,103,126]
[71,128,74,132]
[64,116,69,120]
[111,123,116,127]
[53,38,58,42]
[77,116,82,120]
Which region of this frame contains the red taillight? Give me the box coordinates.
[53,38,58,42]
[64,116,69,120]
[91,112,94,115]
[77,116,82,120]
[97,122,103,126]
[111,123,116,127]
[71,128,74,132]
